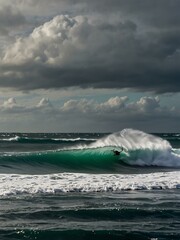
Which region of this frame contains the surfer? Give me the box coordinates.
[113,147,124,156]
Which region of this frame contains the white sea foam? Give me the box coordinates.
[88,129,180,167]
[54,138,97,142]
[0,171,179,196]
[91,129,171,150]
[1,136,96,142]
[2,136,20,141]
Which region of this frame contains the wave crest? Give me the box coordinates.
[91,129,171,150]
[90,129,180,167]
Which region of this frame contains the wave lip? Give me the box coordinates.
[89,129,180,167]
[0,171,179,196]
[91,129,171,150]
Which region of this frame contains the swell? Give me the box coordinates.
[1,229,180,240]
[0,147,121,174]
[3,208,180,222]
[0,136,96,144]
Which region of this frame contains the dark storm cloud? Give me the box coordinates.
[67,0,180,28]
[1,1,180,93]
[0,5,26,34]
[39,0,180,28]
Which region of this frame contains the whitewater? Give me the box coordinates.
[0,129,179,240]
[0,171,180,196]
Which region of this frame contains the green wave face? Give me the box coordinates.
[0,147,124,174]
[43,147,119,172]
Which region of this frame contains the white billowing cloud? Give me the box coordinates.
[59,96,179,132]
[62,99,95,113]
[1,97,25,113]
[61,96,176,117]
[0,95,179,132]
[1,14,140,88]
[61,96,129,114]
[0,97,54,113]
[99,96,128,112]
[136,96,160,111]
[128,96,160,112]
[2,15,90,65]
[36,98,52,108]
[1,96,176,118]
[1,13,180,92]
[0,2,180,93]
[3,13,126,68]
[3,97,17,108]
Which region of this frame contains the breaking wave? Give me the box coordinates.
[0,129,179,174]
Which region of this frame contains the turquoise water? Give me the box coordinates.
[0,129,179,239]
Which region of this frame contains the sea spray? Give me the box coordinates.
[90,129,180,167]
[91,129,171,151]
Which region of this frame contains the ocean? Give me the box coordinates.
[0,129,179,240]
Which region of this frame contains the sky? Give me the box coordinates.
[0,0,180,132]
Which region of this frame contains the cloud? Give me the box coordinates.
[2,97,17,108]
[61,96,129,114]
[18,0,180,32]
[62,99,95,113]
[80,0,180,28]
[128,96,160,112]
[0,96,179,132]
[0,97,54,114]
[36,98,52,108]
[0,2,180,93]
[0,97,25,113]
[60,96,180,132]
[61,96,176,117]
[99,96,128,112]
[1,96,176,117]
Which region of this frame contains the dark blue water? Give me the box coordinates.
[0,129,179,240]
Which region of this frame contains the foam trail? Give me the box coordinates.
[0,136,96,143]
[0,171,179,196]
[3,136,20,141]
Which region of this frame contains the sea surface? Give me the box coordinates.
[0,129,179,240]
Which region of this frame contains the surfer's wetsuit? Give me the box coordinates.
[114,150,120,156]
[113,147,123,156]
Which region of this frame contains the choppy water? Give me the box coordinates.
[0,129,179,239]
